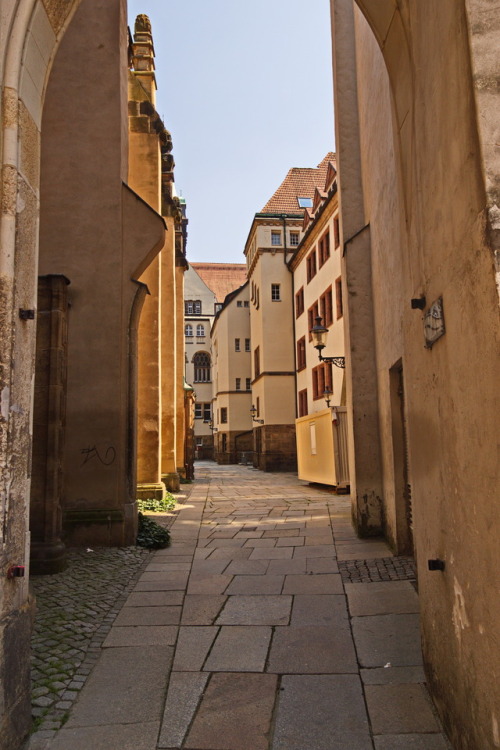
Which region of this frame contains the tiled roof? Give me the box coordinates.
[190,263,247,303]
[261,153,336,214]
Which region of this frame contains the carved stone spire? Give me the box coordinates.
[131,14,156,96]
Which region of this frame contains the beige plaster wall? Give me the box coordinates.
[211,285,252,436]
[353,9,407,552]
[334,1,500,746]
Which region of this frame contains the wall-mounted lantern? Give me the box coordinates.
[310,316,345,369]
[203,418,217,433]
[250,405,264,424]
[323,387,333,408]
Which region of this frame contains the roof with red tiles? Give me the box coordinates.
[260,153,336,214]
[190,262,247,303]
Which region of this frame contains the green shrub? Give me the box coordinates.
[136,512,171,549]
[137,492,176,513]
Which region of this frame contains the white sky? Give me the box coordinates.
[127,0,335,263]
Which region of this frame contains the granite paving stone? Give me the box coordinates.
[64,645,173,727]
[181,595,227,625]
[30,463,450,750]
[185,672,278,750]
[282,572,343,595]
[113,605,181,626]
[346,581,419,616]
[158,672,209,749]
[187,573,233,595]
[272,675,372,750]
[365,684,442,734]
[352,613,423,667]
[374,735,451,750]
[204,626,272,672]
[102,625,178,647]
[216,595,292,625]
[225,574,284,595]
[172,626,219,671]
[47,721,161,750]
[268,624,358,673]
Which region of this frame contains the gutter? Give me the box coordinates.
[282,215,298,420]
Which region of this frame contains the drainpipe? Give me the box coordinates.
[282,215,298,419]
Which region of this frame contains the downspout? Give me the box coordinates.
[283,215,298,419]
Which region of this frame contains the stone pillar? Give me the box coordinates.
[130,14,165,501]
[331,0,384,534]
[30,275,70,574]
[175,259,187,476]
[161,213,180,492]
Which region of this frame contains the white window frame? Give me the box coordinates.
[271,231,281,246]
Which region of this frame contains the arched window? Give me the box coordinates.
[196,324,205,337]
[185,324,193,337]
[193,352,211,383]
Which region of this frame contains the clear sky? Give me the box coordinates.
[127,0,335,264]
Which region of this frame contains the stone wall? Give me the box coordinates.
[253,425,297,472]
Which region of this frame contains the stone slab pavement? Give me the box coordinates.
[27,462,453,750]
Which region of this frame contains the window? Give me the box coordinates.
[298,389,308,417]
[335,277,343,319]
[318,230,330,267]
[195,402,212,420]
[297,197,313,208]
[214,303,223,314]
[246,378,251,391]
[221,407,228,423]
[297,337,306,371]
[306,250,317,282]
[271,231,281,246]
[221,433,227,451]
[271,283,281,301]
[312,363,333,400]
[193,352,211,383]
[185,300,202,315]
[244,301,250,307]
[237,301,243,307]
[308,301,320,341]
[245,338,250,352]
[295,287,304,318]
[290,232,299,247]
[254,346,260,378]
[203,403,211,421]
[185,324,193,337]
[196,324,205,337]
[334,216,340,249]
[320,287,333,327]
[235,338,240,352]
[236,378,241,390]
[251,282,254,301]
[195,403,202,419]
[256,397,260,417]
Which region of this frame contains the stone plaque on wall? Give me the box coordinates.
[424,297,445,348]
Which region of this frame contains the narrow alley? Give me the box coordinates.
[30,462,451,750]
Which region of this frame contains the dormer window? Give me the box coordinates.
[297,197,313,208]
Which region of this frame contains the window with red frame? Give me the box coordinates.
[307,301,319,341]
[335,277,343,319]
[318,230,330,267]
[312,363,333,400]
[320,286,333,327]
[298,389,308,417]
[334,217,340,249]
[295,287,304,318]
[297,337,306,370]
[306,250,317,282]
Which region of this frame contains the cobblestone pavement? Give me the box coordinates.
[30,547,151,734]
[29,463,452,750]
[338,556,416,583]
